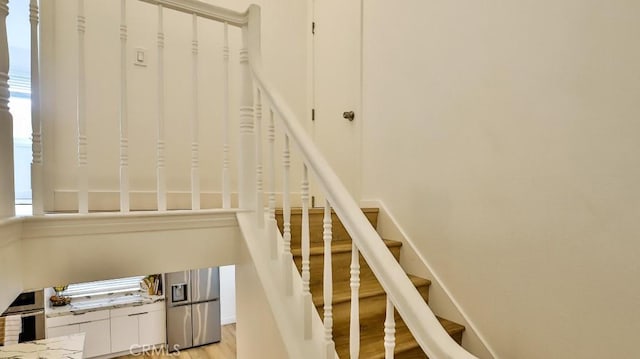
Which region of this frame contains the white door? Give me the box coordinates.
[312,0,363,200]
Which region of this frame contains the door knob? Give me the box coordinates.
[343,111,355,121]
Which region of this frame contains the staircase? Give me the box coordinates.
[276,208,465,358]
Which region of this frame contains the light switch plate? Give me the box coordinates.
[134,48,147,67]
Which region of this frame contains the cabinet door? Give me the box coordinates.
[138,310,166,347]
[47,324,79,338]
[79,319,111,358]
[110,315,139,353]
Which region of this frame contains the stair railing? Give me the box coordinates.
[244,6,477,359]
[22,0,251,214]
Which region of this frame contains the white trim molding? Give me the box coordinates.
[21,209,240,239]
[0,218,22,248]
[13,210,243,291]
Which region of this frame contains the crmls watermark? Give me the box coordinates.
[129,344,181,356]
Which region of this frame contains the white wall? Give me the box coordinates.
[0,212,240,316]
[0,220,23,313]
[41,0,308,211]
[219,264,236,325]
[235,238,288,359]
[362,1,640,358]
[19,211,241,289]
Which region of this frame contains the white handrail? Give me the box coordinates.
[138,0,247,27]
[246,7,477,358]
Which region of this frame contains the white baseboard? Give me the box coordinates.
[221,315,237,326]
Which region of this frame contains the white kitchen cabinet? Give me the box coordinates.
[139,309,166,347]
[79,319,111,357]
[46,301,165,358]
[46,314,110,358]
[110,302,166,354]
[110,315,139,353]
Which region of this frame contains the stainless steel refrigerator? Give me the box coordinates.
[165,267,221,351]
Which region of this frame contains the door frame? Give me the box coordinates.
[307,0,364,206]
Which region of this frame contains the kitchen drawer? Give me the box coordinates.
[47,323,79,338]
[46,310,109,328]
[110,301,164,318]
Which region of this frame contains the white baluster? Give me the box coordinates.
[350,243,360,358]
[268,108,277,259]
[301,164,312,339]
[77,0,88,214]
[156,4,166,211]
[221,22,230,209]
[190,13,200,210]
[238,26,255,209]
[30,0,43,215]
[255,88,263,227]
[119,0,129,213]
[384,297,396,359]
[323,200,335,358]
[0,0,14,219]
[282,134,292,295]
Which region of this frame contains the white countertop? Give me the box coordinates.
[0,333,85,359]
[46,294,164,317]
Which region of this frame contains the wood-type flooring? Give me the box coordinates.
[116,324,236,359]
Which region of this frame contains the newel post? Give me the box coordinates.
[0,0,15,219]
[238,5,261,210]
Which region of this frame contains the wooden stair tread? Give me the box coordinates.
[436,316,466,337]
[291,238,402,257]
[276,208,380,245]
[292,238,403,290]
[311,274,431,307]
[275,207,380,215]
[281,206,467,357]
[334,316,465,359]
